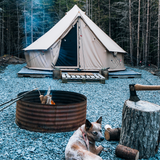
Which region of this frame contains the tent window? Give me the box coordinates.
[56,23,77,66]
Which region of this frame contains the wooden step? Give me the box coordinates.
[62,73,105,84]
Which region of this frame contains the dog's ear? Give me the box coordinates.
[85,119,92,131]
[96,116,102,124]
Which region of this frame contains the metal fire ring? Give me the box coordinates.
[15,90,87,132]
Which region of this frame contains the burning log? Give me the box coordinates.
[115,144,139,160]
[39,87,55,105]
[104,126,120,141]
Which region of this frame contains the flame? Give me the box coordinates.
[51,100,55,105]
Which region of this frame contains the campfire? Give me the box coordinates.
[15,89,87,132]
[39,87,55,105]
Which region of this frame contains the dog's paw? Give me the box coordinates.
[96,145,104,155]
[99,145,104,151]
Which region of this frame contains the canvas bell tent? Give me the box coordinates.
[24,5,126,71]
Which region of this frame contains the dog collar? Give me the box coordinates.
[80,128,89,151]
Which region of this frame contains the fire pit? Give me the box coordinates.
[15,90,87,132]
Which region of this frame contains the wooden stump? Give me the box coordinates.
[120,100,160,159]
[53,69,62,79]
[115,144,139,160]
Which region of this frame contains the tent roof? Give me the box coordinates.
[24,5,126,53]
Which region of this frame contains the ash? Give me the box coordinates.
[0,64,160,160]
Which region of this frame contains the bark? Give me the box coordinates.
[31,0,33,43]
[137,0,141,66]
[129,0,133,66]
[158,0,160,68]
[17,2,20,57]
[145,0,149,66]
[24,5,27,47]
[1,8,4,56]
[115,144,139,160]
[142,0,146,63]
[109,0,111,37]
[120,100,160,158]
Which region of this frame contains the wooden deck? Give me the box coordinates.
[17,67,53,78]
[109,70,141,79]
[17,67,141,80]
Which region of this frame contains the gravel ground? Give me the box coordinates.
[1,64,160,160]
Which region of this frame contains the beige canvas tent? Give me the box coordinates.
[24,5,126,71]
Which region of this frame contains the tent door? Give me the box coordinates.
[55,23,78,67]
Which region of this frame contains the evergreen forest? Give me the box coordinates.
[0,0,160,67]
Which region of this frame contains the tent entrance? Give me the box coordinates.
[55,23,77,67]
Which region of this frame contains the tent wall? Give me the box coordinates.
[25,41,61,70]
[78,19,125,71]
[107,53,125,71]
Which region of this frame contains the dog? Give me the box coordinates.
[65,117,104,160]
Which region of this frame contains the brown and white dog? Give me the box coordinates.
[65,117,104,160]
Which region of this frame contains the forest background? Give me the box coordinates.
[0,0,160,67]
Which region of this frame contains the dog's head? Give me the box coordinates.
[85,116,104,142]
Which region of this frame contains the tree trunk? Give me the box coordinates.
[17,1,20,57]
[142,0,146,64]
[120,100,160,159]
[24,5,27,47]
[137,0,141,66]
[31,0,33,43]
[145,0,149,66]
[158,0,160,68]
[109,0,111,37]
[7,13,10,55]
[1,8,4,56]
[129,0,133,66]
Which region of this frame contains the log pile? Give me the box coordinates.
[0,55,25,65]
[39,87,55,105]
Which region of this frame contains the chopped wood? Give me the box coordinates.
[115,144,139,160]
[104,124,112,130]
[105,128,120,141]
[39,87,55,105]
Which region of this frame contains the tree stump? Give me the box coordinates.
[120,100,160,159]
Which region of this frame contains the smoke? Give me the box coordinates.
[23,0,55,47]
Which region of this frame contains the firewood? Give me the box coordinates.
[104,124,112,130]
[105,128,120,141]
[115,144,139,160]
[42,95,48,104]
[39,95,44,103]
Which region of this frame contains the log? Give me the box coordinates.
[53,69,62,79]
[105,128,120,141]
[120,100,160,159]
[115,144,139,160]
